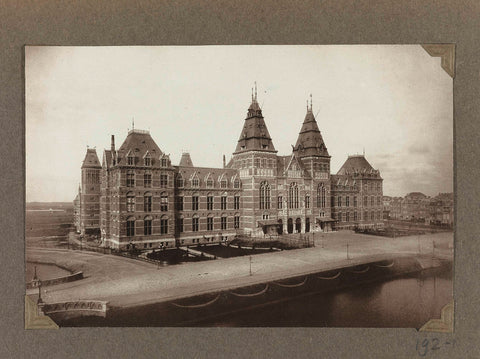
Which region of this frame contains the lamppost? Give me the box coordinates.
[347,243,350,260]
[249,255,252,276]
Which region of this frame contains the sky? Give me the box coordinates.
[25,45,453,202]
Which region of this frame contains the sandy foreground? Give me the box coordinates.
[26,231,453,308]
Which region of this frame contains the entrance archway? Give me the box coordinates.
[287,218,293,234]
[277,219,283,235]
[305,218,310,233]
[295,218,301,233]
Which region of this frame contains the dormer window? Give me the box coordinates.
[206,177,214,188]
[220,179,227,189]
[144,155,151,167]
[233,179,240,189]
[127,155,135,166]
[161,158,167,167]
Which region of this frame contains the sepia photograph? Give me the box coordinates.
[25,45,453,328]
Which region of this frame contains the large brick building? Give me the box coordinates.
[74,90,384,250]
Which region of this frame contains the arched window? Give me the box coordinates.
[144,215,152,235]
[126,216,135,237]
[176,174,184,188]
[305,195,310,209]
[259,181,271,209]
[317,184,326,208]
[126,192,135,212]
[144,192,152,212]
[288,182,299,209]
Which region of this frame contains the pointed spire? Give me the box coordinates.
[132,117,135,131]
[310,94,313,111]
[254,81,257,101]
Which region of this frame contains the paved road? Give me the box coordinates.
[26,231,453,308]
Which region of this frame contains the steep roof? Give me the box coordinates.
[234,91,276,154]
[81,148,101,169]
[115,129,163,166]
[336,155,375,175]
[294,105,329,158]
[179,152,194,167]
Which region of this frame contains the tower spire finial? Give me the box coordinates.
[254,81,257,101]
[310,94,313,111]
[132,117,135,131]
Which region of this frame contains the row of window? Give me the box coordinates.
[176,175,241,189]
[125,193,241,213]
[126,155,169,167]
[176,215,240,233]
[333,195,382,207]
[333,211,382,222]
[126,217,168,236]
[260,182,329,210]
[126,172,169,188]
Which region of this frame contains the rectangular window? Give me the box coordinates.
[207,217,213,231]
[221,216,227,230]
[305,196,310,209]
[127,220,135,236]
[234,196,240,210]
[354,196,357,207]
[144,195,152,212]
[364,196,368,207]
[160,194,168,211]
[160,174,168,188]
[144,219,152,235]
[144,157,151,166]
[192,217,199,232]
[144,173,152,187]
[346,196,350,207]
[278,196,283,209]
[346,212,350,222]
[127,196,135,212]
[177,196,183,211]
[192,178,199,187]
[160,219,168,234]
[234,216,240,229]
[370,196,374,206]
[192,196,199,211]
[127,172,135,187]
[177,218,184,233]
[338,196,342,207]
[220,179,227,188]
[354,212,357,221]
[221,196,227,210]
[127,156,134,166]
[207,196,213,210]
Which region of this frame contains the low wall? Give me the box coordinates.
[26,271,84,289]
[41,300,108,321]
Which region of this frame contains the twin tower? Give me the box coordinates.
[74,87,383,250]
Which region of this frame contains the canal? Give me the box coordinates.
[58,263,452,328]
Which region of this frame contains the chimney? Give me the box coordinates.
[223,154,226,168]
[111,135,115,152]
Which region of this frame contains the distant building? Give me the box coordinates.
[384,192,453,227]
[74,88,384,250]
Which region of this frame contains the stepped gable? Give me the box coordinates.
[234,86,276,154]
[294,100,329,158]
[115,129,162,166]
[336,155,381,177]
[81,148,102,169]
[179,152,194,167]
